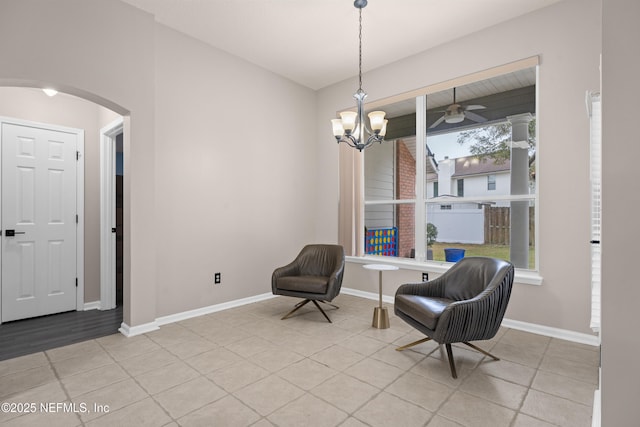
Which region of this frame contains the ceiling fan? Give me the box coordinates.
[429,87,488,129]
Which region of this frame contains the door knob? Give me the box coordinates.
[5,229,25,236]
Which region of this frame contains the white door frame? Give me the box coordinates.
[0,116,84,323]
[99,118,122,310]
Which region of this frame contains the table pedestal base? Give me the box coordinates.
[372,306,390,329]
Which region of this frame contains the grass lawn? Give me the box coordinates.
[430,242,535,268]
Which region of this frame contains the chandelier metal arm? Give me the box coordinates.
[335,133,384,152]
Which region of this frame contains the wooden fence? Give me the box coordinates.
[484,206,535,246]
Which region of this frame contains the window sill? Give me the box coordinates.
[346,255,543,286]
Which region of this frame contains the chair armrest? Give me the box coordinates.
[395,275,447,299]
[272,261,300,292]
[324,260,345,300]
[328,260,344,283]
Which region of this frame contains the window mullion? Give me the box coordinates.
[414,95,427,261]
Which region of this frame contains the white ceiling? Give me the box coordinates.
[120,0,562,90]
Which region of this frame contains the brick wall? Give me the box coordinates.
[396,140,415,258]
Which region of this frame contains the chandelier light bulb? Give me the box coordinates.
[340,111,358,132]
[380,119,388,137]
[368,111,386,132]
[331,119,345,137]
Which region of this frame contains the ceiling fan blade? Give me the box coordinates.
[464,111,488,123]
[464,105,486,111]
[429,115,446,129]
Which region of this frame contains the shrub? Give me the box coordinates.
[426,223,438,247]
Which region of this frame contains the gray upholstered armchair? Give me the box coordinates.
[394,256,514,378]
[272,244,345,323]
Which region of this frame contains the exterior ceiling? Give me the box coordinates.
[120,0,561,90]
[382,67,536,159]
[383,67,537,119]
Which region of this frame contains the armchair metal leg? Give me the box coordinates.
[281,299,337,323]
[281,299,311,320]
[462,342,500,360]
[445,343,458,379]
[319,301,339,310]
[395,337,432,351]
[312,300,332,323]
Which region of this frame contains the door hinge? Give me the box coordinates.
[76,278,78,288]
[76,214,79,224]
[76,151,80,160]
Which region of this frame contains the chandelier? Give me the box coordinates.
[331,0,387,152]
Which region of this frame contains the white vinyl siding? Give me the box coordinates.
[365,140,395,228]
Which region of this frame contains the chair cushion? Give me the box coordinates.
[276,275,329,294]
[395,295,453,330]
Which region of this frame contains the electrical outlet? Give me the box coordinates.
[422,272,429,282]
[214,272,221,284]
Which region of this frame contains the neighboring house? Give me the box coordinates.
[427,155,512,202]
[366,143,523,247]
[427,155,513,244]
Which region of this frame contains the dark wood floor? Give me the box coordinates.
[0,306,123,361]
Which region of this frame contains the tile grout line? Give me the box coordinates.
[44,346,85,427]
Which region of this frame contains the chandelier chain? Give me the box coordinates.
[358,7,363,92]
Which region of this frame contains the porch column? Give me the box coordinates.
[507,113,533,268]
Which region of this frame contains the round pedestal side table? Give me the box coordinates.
[363,264,399,329]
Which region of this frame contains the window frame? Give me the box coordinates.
[342,56,541,281]
[457,179,464,197]
[488,174,497,191]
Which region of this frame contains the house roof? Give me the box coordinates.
[451,155,511,177]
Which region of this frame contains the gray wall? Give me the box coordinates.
[601,0,640,423]
[153,25,317,317]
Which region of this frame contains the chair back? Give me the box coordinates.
[296,244,345,277]
[442,257,513,301]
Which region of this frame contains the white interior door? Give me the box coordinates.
[1,121,77,322]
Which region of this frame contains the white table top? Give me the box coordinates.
[363,263,399,271]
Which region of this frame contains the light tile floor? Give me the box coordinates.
[0,294,598,427]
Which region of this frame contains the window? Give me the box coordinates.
[358,61,537,270]
[488,174,496,190]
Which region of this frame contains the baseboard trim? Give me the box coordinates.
[119,289,599,347]
[119,321,159,337]
[155,293,277,326]
[342,287,395,304]
[342,287,599,347]
[118,293,277,337]
[83,301,101,311]
[592,389,601,427]
[501,318,599,346]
